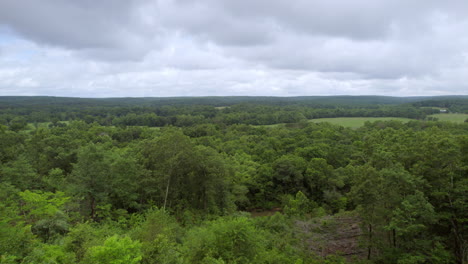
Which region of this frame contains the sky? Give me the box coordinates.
[0,0,467,97]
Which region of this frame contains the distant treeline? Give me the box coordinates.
[3,95,467,128]
[0,95,441,107]
[412,98,468,113]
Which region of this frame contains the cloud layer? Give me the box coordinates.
[0,0,467,97]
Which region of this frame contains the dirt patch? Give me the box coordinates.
[249,208,282,217]
[296,215,366,261]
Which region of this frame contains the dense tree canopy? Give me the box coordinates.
[0,96,467,263]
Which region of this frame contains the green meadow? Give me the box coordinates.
[309,117,413,128]
[26,115,467,132]
[428,113,468,123]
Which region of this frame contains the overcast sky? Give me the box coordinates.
[0,0,467,97]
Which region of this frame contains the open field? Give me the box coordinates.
[24,121,70,131]
[428,113,468,123]
[254,117,415,129]
[420,107,447,110]
[309,117,414,128]
[25,115,467,132]
[252,123,286,128]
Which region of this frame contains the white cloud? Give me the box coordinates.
[0,0,467,97]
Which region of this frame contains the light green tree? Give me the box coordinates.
[86,235,142,264]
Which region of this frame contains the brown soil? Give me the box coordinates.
[296,215,366,261]
[248,207,282,217]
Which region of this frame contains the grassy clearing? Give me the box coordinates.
[253,117,414,129]
[252,123,285,128]
[428,113,468,123]
[309,117,413,128]
[421,106,447,110]
[25,121,70,131]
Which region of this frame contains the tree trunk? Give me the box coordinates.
[368,223,373,260]
[450,217,465,264]
[90,196,96,220]
[163,176,171,210]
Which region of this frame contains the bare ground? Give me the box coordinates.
[295,215,366,261]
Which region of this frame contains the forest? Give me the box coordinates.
[0,96,467,264]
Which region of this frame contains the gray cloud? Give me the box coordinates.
[0,0,158,60]
[0,0,467,96]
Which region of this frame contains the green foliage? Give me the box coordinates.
[0,222,35,261]
[127,208,181,264]
[43,168,66,192]
[226,152,258,209]
[22,244,75,264]
[140,234,181,264]
[15,190,69,242]
[140,129,234,213]
[305,158,335,203]
[0,128,24,163]
[183,217,267,264]
[69,143,112,219]
[283,191,316,217]
[0,96,467,263]
[131,208,180,243]
[0,184,34,259]
[272,154,307,195]
[64,222,122,262]
[85,235,142,264]
[1,156,39,190]
[69,144,141,219]
[388,191,436,238]
[18,190,69,221]
[8,117,28,132]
